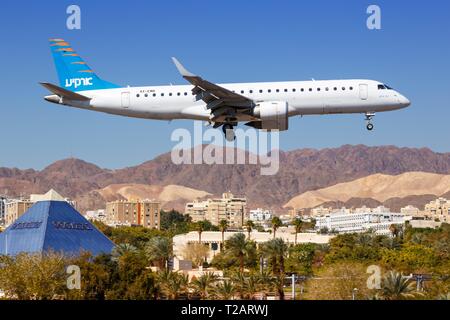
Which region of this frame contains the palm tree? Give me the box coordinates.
[191,272,218,299]
[195,221,206,243]
[219,219,228,251]
[111,243,137,261]
[242,274,260,300]
[245,220,255,240]
[214,280,236,300]
[225,233,255,273]
[271,217,282,239]
[257,270,275,300]
[260,238,289,275]
[145,237,173,270]
[292,218,303,245]
[382,271,416,300]
[158,270,189,300]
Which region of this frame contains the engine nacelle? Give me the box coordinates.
[252,101,289,131]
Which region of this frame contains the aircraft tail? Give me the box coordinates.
[49,38,121,91]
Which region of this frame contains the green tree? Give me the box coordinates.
[158,270,189,299]
[225,233,256,273]
[271,217,282,239]
[219,219,228,251]
[286,243,316,275]
[0,252,67,300]
[214,279,236,299]
[381,271,416,300]
[292,218,304,245]
[191,272,218,299]
[245,220,255,240]
[260,238,289,275]
[145,236,173,270]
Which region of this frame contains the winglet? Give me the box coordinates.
[171,57,196,77]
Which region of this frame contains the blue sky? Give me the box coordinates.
[0,0,449,169]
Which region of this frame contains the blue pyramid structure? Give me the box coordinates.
[0,201,115,256]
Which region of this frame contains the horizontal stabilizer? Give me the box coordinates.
[40,82,91,101]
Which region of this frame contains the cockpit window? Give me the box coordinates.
[384,84,393,90]
[378,84,386,90]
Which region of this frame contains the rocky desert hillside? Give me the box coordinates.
[1,144,450,212]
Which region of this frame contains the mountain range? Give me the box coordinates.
[1,144,450,213]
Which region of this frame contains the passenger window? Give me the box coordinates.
[268,89,271,93]
[153,93,156,97]
[334,87,337,91]
[161,93,164,96]
[309,88,312,92]
[292,89,296,92]
[184,92,187,96]
[317,88,321,91]
[136,94,140,98]
[349,87,353,90]
[284,89,288,92]
[301,88,304,92]
[342,87,345,90]
[144,93,148,97]
[325,87,329,91]
[275,89,279,93]
[241,90,244,94]
[259,89,263,93]
[169,93,172,96]
[177,92,180,96]
[249,90,253,94]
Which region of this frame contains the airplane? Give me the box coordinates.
[41,39,410,141]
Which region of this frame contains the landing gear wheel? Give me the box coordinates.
[222,124,235,141]
[364,112,375,132]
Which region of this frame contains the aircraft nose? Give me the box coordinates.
[398,94,411,108]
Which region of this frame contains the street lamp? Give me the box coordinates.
[352,288,358,300]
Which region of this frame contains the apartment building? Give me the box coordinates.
[185,192,247,228]
[106,200,160,229]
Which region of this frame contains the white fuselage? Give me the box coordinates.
[50,79,410,122]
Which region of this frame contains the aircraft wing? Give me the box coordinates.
[172,58,254,112]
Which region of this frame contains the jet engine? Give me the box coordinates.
[247,101,289,131]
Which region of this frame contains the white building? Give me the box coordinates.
[85,209,107,223]
[173,231,332,263]
[249,208,272,221]
[314,211,412,236]
[400,205,420,216]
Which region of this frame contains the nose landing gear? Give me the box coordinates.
[365,113,375,131]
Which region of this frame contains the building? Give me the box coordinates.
[173,231,332,263]
[314,209,412,236]
[0,195,7,226]
[185,192,247,228]
[85,209,107,223]
[400,205,420,216]
[0,201,115,256]
[106,200,160,229]
[4,199,33,227]
[4,190,76,227]
[424,197,450,222]
[310,206,332,217]
[249,208,272,222]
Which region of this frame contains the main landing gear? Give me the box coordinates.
[222,123,236,141]
[365,113,375,131]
